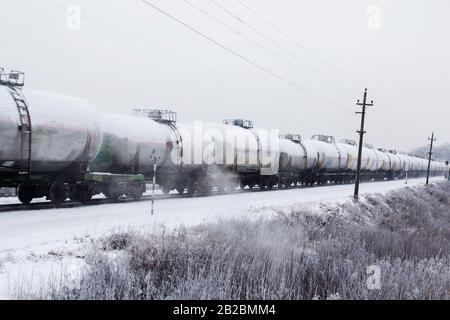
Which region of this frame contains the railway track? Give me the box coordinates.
[0,176,437,213]
[0,182,334,212]
[0,193,184,213]
[0,187,262,212]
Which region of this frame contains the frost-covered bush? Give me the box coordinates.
[30,183,450,300]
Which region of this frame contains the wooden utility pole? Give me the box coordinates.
[426,132,436,185]
[354,88,374,200]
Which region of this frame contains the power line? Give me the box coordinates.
[40,0,326,109]
[10,0,297,108]
[204,1,412,143]
[9,0,422,147]
[8,0,219,80]
[210,0,357,95]
[235,0,363,91]
[234,0,431,139]
[184,0,356,100]
[9,0,354,135]
[207,1,417,143]
[141,0,354,117]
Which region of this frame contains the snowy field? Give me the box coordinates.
[0,177,444,298]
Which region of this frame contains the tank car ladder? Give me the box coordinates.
[9,87,32,178]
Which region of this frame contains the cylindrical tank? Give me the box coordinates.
[337,140,360,171]
[409,156,418,172]
[90,113,174,173]
[375,149,391,171]
[362,146,378,171]
[0,86,101,174]
[387,152,401,172]
[305,135,346,171]
[397,153,409,172]
[278,138,317,173]
[176,122,263,174]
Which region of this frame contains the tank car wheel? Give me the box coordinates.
[161,186,171,195]
[132,190,144,200]
[104,185,122,202]
[70,187,93,204]
[176,185,185,195]
[199,183,211,196]
[186,180,198,196]
[18,186,33,205]
[78,190,93,203]
[49,181,67,206]
[106,192,121,201]
[125,183,144,201]
[285,180,292,189]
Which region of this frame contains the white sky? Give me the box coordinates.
[1,0,449,151]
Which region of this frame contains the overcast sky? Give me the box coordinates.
[1,0,449,151]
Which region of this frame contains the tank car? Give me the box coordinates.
[337,139,360,172]
[387,150,402,175]
[306,135,346,171]
[0,70,102,204]
[278,134,318,187]
[303,135,350,184]
[362,144,378,173]
[171,120,264,194]
[374,148,391,173]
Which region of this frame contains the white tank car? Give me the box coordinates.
[337,139,360,171]
[221,119,279,176]
[387,151,402,172]
[176,122,261,174]
[420,158,428,172]
[415,158,422,172]
[0,86,101,174]
[305,135,347,172]
[375,149,391,171]
[278,135,317,173]
[362,145,378,171]
[90,113,173,173]
[409,156,416,172]
[407,155,417,172]
[398,154,409,172]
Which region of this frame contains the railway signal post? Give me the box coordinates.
[150,150,160,215]
[445,161,449,180]
[426,132,436,185]
[354,88,374,200]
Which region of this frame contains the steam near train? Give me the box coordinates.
[0,69,447,205]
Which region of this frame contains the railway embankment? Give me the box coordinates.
[15,182,450,300]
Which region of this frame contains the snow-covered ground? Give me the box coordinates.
[0,177,444,298]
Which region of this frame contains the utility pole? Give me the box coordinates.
[150,149,160,215]
[426,132,436,185]
[354,88,374,200]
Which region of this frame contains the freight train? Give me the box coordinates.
[0,69,447,205]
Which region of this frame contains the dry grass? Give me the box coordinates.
[22,183,450,300]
